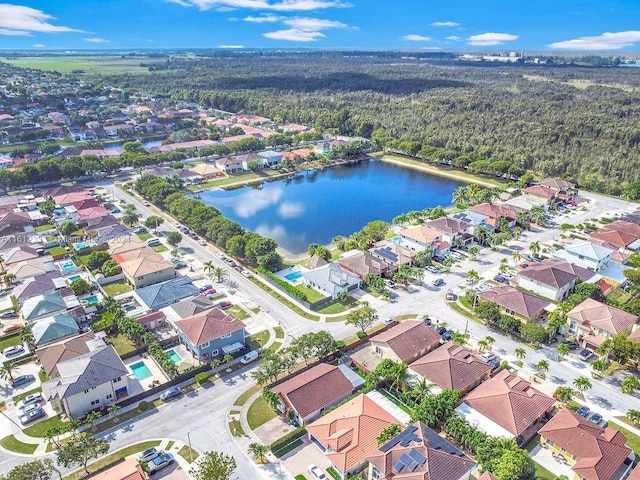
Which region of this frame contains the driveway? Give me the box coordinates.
[281,436,331,479]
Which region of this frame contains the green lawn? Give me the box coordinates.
[395,314,418,320]
[294,285,326,303]
[609,422,640,456]
[22,414,65,437]
[152,244,168,253]
[38,369,49,383]
[609,289,632,305]
[102,282,132,297]
[274,326,285,339]
[63,440,161,480]
[106,333,137,356]
[532,462,558,480]
[233,384,262,407]
[0,435,38,454]
[228,305,250,320]
[35,224,53,232]
[136,232,152,241]
[249,330,270,348]
[315,300,350,314]
[13,387,42,404]
[1,55,163,74]
[46,246,67,256]
[178,445,199,463]
[249,277,320,320]
[267,341,283,353]
[247,396,277,430]
[0,334,21,352]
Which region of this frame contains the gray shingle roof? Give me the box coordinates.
[136,276,199,310]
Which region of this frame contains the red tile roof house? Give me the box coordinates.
[409,343,492,395]
[338,251,391,278]
[423,217,474,246]
[367,421,476,480]
[522,184,558,206]
[469,202,525,229]
[538,407,634,480]
[455,370,555,445]
[398,225,448,256]
[478,473,500,480]
[306,393,405,479]
[369,240,417,269]
[590,229,639,250]
[478,284,551,324]
[539,178,576,201]
[271,363,365,426]
[567,298,638,350]
[369,320,442,365]
[515,259,595,302]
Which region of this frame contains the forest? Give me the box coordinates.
[99,53,640,194]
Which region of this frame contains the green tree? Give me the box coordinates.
[490,447,536,480]
[627,409,640,425]
[377,424,402,446]
[345,302,378,335]
[18,326,35,352]
[0,458,60,480]
[573,376,592,392]
[261,387,281,411]
[55,432,110,475]
[521,323,548,345]
[2,272,16,288]
[514,347,526,363]
[167,231,183,247]
[554,386,575,403]
[58,220,78,236]
[591,358,607,376]
[475,301,501,324]
[409,377,433,403]
[537,359,550,376]
[190,451,237,480]
[144,215,164,232]
[248,442,269,463]
[0,361,17,381]
[70,278,90,296]
[86,250,111,270]
[529,241,540,258]
[557,343,569,359]
[467,245,479,260]
[621,376,640,394]
[121,207,140,227]
[466,269,480,283]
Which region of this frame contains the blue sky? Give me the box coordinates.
[1,1,640,52]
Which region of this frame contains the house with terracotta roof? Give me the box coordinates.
[174,307,246,363]
[190,163,225,180]
[120,253,175,288]
[409,343,492,395]
[398,225,450,256]
[6,256,56,280]
[272,363,364,425]
[478,473,500,480]
[423,217,474,247]
[369,240,417,270]
[90,457,147,480]
[0,210,32,235]
[455,370,555,445]
[367,421,475,480]
[164,295,215,320]
[84,214,119,232]
[370,320,441,364]
[478,285,551,323]
[567,298,638,350]
[338,251,391,278]
[538,407,634,480]
[52,191,93,207]
[515,259,595,302]
[469,202,525,229]
[306,393,405,479]
[108,235,147,256]
[590,228,639,250]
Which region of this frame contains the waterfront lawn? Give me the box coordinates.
[102,282,132,297]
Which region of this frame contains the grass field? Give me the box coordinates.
[106,333,137,356]
[22,414,64,437]
[102,282,132,297]
[178,445,199,463]
[1,55,165,75]
[233,384,262,407]
[0,435,38,454]
[247,396,277,430]
[0,334,21,353]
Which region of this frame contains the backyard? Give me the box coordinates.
[102,282,133,297]
[106,333,138,356]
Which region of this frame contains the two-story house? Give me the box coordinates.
[369,320,441,365]
[515,259,595,302]
[119,253,176,289]
[478,285,551,324]
[552,241,614,272]
[42,345,129,419]
[369,240,417,270]
[469,203,525,230]
[174,307,247,363]
[423,217,474,247]
[567,298,638,350]
[398,225,449,256]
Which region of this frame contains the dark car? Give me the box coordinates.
[435,326,447,335]
[561,339,580,350]
[160,387,181,402]
[11,374,35,388]
[110,208,121,214]
[422,316,432,326]
[199,284,213,292]
[493,275,509,284]
[217,301,232,310]
[20,407,45,425]
[576,406,590,418]
[589,413,603,424]
[441,330,453,342]
[174,263,188,269]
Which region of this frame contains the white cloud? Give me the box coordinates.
[446,35,462,41]
[234,187,283,218]
[402,34,431,42]
[219,44,245,48]
[171,0,350,11]
[32,43,45,47]
[284,17,346,30]
[0,4,85,36]
[431,21,459,27]
[164,0,193,6]
[468,32,518,46]
[263,29,324,41]
[84,37,110,43]
[421,46,441,50]
[244,13,283,22]
[548,31,640,51]
[277,201,305,218]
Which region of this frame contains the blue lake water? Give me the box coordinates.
[196,159,464,255]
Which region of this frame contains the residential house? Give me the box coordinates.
[306,393,405,479]
[189,163,224,180]
[552,241,614,272]
[36,331,102,377]
[6,256,56,280]
[91,458,147,480]
[370,320,441,364]
[515,259,595,302]
[369,240,417,269]
[220,133,254,144]
[272,363,364,425]
[409,343,492,395]
[120,253,176,288]
[302,263,361,300]
[469,203,525,229]
[78,149,121,160]
[149,140,216,153]
[21,289,81,321]
[448,210,492,234]
[455,370,555,445]
[135,311,166,331]
[31,312,80,346]
[0,210,32,235]
[1,245,43,265]
[42,185,85,200]
[539,178,576,201]
[398,225,449,255]
[257,150,282,167]
[0,157,13,169]
[237,152,261,171]
[108,235,147,257]
[522,185,558,207]
[477,285,551,323]
[52,191,93,207]
[338,251,391,278]
[567,298,638,350]
[478,473,500,480]
[134,276,200,311]
[174,307,246,363]
[215,156,243,174]
[103,123,135,138]
[92,223,130,243]
[423,217,474,247]
[164,296,215,320]
[42,345,129,419]
[307,254,329,269]
[367,422,476,480]
[12,271,64,302]
[74,206,111,224]
[538,407,634,480]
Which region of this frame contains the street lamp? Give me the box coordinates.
[187,431,193,463]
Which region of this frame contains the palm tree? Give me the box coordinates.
[451,186,468,206]
[223,354,233,364]
[19,326,35,352]
[203,261,215,277]
[410,378,433,403]
[621,376,640,394]
[121,209,140,227]
[466,184,481,204]
[84,410,102,429]
[248,442,269,463]
[514,347,526,364]
[477,339,489,352]
[557,343,569,360]
[573,376,592,392]
[591,359,607,377]
[474,225,491,246]
[0,361,16,381]
[467,245,479,260]
[392,213,409,226]
[511,250,522,266]
[554,386,575,403]
[0,255,5,272]
[529,241,540,258]
[451,331,467,346]
[466,269,480,283]
[596,338,613,361]
[212,266,229,283]
[627,409,640,425]
[107,404,121,421]
[537,359,549,377]
[483,336,495,350]
[3,273,16,288]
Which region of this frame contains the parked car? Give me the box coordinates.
[180,227,189,234]
[202,288,217,296]
[149,453,174,474]
[198,239,207,246]
[110,208,121,214]
[383,317,395,326]
[481,352,498,363]
[18,392,42,409]
[20,407,45,425]
[174,263,188,269]
[241,270,252,278]
[217,252,226,259]
[217,301,232,310]
[142,200,150,206]
[561,340,580,350]
[308,464,328,480]
[3,344,25,357]
[133,226,147,234]
[432,278,445,287]
[146,238,161,247]
[139,447,162,463]
[576,406,591,418]
[11,374,35,388]
[426,266,439,273]
[3,324,21,334]
[0,310,17,318]
[446,289,456,301]
[441,330,453,342]
[577,349,594,361]
[422,316,432,326]
[173,222,180,228]
[240,350,259,364]
[435,326,447,335]
[160,387,181,402]
[169,257,180,264]
[493,275,509,284]
[589,413,603,424]
[199,284,213,293]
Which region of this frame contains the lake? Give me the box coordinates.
[196,159,465,256]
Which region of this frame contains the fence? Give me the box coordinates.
[256,271,332,311]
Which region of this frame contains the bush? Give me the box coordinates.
[356,331,367,339]
[138,401,149,412]
[195,372,209,385]
[270,426,307,453]
[500,360,509,369]
[257,266,308,301]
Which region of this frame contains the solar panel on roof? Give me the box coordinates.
[408,449,427,465]
[393,461,405,473]
[374,248,398,262]
[423,428,463,456]
[406,459,419,472]
[399,452,413,465]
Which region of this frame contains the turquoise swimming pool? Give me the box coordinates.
[130,361,152,380]
[61,261,76,271]
[166,349,182,364]
[74,242,89,250]
[68,275,81,282]
[284,272,302,281]
[83,295,99,305]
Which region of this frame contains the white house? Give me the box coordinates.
[515,260,595,302]
[552,241,614,272]
[257,150,282,167]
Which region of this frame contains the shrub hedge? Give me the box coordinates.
[270,426,307,453]
[257,267,308,302]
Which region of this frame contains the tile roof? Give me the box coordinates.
[1,245,41,265]
[371,321,441,363]
[36,331,98,376]
[108,235,147,255]
[478,285,551,320]
[12,271,61,300]
[6,256,55,279]
[272,363,356,418]
[518,259,594,288]
[539,408,631,480]
[42,185,84,198]
[370,240,417,266]
[85,214,119,232]
[400,225,442,244]
[469,202,525,220]
[31,312,79,346]
[410,344,491,391]
[462,370,554,437]
[590,229,637,248]
[601,220,640,238]
[52,191,92,206]
[91,458,146,480]
[540,178,575,189]
[168,296,215,319]
[135,276,199,310]
[423,217,471,235]
[568,298,637,335]
[628,464,640,480]
[190,163,223,177]
[306,394,402,474]
[42,345,128,400]
[368,421,475,480]
[478,473,500,480]
[22,290,67,320]
[561,241,615,261]
[120,253,174,278]
[175,307,245,346]
[523,185,556,198]
[338,251,389,277]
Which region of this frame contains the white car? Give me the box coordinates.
[308,465,328,480]
[173,222,180,228]
[241,270,251,278]
[198,239,207,246]
[18,393,43,410]
[426,265,439,273]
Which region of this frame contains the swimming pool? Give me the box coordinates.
[83,295,99,305]
[130,361,152,380]
[284,272,303,281]
[389,236,401,244]
[74,243,89,250]
[61,261,76,271]
[166,349,182,364]
[68,275,81,282]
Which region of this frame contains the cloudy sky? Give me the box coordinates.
[1,0,640,51]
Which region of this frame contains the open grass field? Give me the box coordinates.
[1,55,166,74]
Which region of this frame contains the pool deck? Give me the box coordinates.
[124,355,169,395]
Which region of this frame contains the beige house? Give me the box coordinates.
[190,163,225,180]
[370,320,441,364]
[120,253,176,288]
